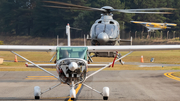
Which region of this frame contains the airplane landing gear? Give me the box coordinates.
[70,81,76,100]
[34,86,41,99]
[103,87,109,100]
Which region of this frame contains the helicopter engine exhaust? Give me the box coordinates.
[97,32,109,45]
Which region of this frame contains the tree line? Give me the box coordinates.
[0,0,179,38]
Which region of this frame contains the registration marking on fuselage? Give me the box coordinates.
[164,72,180,81]
[25,76,57,80]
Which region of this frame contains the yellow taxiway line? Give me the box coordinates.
[25,76,57,80]
[164,72,180,81]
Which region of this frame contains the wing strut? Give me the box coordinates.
[85,51,133,80]
[11,51,59,79]
[82,83,103,96]
[41,82,61,95]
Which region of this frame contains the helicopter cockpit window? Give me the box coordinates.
[95,24,105,35]
[105,24,115,36]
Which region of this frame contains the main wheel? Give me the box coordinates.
[35,96,40,100]
[71,98,75,100]
[103,87,109,100]
[103,96,108,100]
[34,86,41,100]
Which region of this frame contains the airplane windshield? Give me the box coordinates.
[56,47,88,60]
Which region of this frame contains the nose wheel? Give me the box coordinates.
[70,81,76,100]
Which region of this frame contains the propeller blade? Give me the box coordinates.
[43,1,106,12]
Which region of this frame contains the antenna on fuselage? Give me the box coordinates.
[66,23,71,46]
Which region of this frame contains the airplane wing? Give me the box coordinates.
[87,45,180,52]
[1,45,180,52]
[158,23,177,26]
[130,21,149,25]
[131,21,177,27]
[25,63,108,68]
[0,45,57,51]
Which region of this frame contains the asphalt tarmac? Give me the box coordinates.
[0,70,180,101]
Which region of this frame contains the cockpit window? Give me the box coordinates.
[95,24,105,35]
[105,24,115,36]
[56,47,88,60]
[95,24,115,36]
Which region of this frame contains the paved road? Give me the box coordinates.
[0,70,180,101]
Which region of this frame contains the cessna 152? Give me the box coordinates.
[131,21,177,32]
[1,45,180,100]
[43,1,175,45]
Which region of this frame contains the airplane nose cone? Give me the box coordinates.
[97,32,109,44]
[69,62,78,71]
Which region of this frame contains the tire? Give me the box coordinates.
[35,96,40,100]
[103,96,108,100]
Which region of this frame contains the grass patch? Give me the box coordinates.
[1,50,180,71]
[172,72,180,77]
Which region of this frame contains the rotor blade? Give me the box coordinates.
[112,8,175,14]
[43,5,95,10]
[123,12,172,14]
[114,10,172,14]
[43,1,106,12]
[120,8,176,11]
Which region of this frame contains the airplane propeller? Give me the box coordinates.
[43,1,175,14]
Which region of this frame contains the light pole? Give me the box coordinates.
[123,22,124,39]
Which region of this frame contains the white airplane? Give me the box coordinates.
[1,45,180,100]
[1,25,180,100]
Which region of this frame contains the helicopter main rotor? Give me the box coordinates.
[43,1,175,14]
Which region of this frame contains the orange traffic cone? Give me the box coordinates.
[14,55,18,62]
[141,55,144,63]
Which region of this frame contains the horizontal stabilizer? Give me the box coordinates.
[25,63,56,68]
[87,64,108,68]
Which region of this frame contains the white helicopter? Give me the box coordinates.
[1,24,180,100]
[43,1,175,58]
[43,1,175,46]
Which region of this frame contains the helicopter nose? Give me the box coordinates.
[97,32,109,44]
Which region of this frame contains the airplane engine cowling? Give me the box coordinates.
[58,59,87,84]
